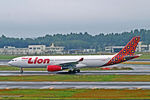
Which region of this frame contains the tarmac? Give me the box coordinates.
[0,81,150,89]
[0,70,150,76]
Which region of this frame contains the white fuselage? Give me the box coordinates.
[8,55,114,68]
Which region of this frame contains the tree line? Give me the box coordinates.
[0,29,150,51]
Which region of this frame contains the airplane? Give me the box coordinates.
[8,36,141,73]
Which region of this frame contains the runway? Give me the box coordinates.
[1,70,150,76]
[0,60,10,65]
[0,81,150,89]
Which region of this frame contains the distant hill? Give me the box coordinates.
[0,29,150,51]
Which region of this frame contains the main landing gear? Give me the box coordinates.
[68,69,80,73]
[20,68,23,73]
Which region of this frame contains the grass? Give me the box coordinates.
[137,53,150,59]
[0,55,19,60]
[0,75,150,82]
[1,89,150,99]
[0,65,47,71]
[123,61,150,65]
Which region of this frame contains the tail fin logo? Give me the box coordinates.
[105,36,140,66]
[118,36,140,56]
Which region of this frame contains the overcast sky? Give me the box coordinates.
[0,0,150,38]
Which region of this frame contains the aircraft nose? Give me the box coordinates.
[8,61,12,66]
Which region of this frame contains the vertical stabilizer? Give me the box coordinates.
[117,36,140,56]
[104,36,140,66]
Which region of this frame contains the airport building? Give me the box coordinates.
[0,46,29,55]
[0,43,96,55]
[105,41,150,53]
[0,43,65,55]
[105,46,124,53]
[67,49,96,54]
[45,43,64,54]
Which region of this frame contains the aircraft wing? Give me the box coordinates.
[57,58,84,69]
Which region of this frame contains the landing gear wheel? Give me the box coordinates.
[68,70,72,73]
[68,69,80,73]
[77,69,80,73]
[73,70,76,73]
[68,70,76,73]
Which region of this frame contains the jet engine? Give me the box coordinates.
[47,65,62,72]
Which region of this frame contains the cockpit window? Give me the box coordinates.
[11,59,17,61]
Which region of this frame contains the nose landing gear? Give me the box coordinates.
[20,68,23,73]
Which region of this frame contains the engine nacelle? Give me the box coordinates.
[47,65,62,72]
